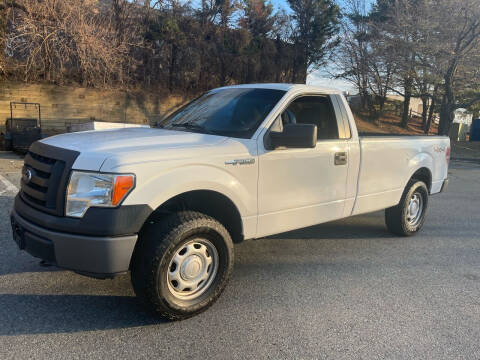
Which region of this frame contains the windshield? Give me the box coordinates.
[161,88,286,139]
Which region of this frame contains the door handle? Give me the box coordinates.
[334,152,347,165]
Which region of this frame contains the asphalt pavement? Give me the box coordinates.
[0,154,479,359]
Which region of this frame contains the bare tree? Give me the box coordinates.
[335,0,396,122]
[3,0,141,87]
[369,0,431,128]
[337,0,480,135]
[334,0,371,109]
[425,0,480,135]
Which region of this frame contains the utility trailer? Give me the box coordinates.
[5,102,42,153]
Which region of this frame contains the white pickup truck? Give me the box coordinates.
[11,84,450,320]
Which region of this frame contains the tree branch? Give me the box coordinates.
[455,94,480,109]
[0,0,27,13]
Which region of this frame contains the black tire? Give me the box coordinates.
[385,180,429,236]
[131,211,234,321]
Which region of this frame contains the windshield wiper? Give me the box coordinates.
[170,123,219,135]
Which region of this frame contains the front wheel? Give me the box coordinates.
[131,211,234,321]
[385,180,429,236]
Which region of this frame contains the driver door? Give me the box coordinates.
[256,95,349,238]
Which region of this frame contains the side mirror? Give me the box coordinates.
[268,123,317,149]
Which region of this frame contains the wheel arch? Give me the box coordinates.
[406,151,434,193]
[144,190,244,244]
[409,167,433,193]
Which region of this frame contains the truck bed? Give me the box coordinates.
[359,132,445,138]
[351,135,450,216]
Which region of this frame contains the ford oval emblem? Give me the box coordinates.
[22,166,33,184]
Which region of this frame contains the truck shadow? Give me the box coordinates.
[0,294,164,335]
[266,212,393,240]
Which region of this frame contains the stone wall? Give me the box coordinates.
[0,81,187,133]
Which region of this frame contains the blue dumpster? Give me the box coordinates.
[471,119,480,141]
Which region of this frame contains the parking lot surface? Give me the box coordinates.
[0,154,479,359]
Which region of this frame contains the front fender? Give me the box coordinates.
[122,164,256,219]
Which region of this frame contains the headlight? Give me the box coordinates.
[66,171,135,218]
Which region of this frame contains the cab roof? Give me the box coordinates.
[215,83,342,95]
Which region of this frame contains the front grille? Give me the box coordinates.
[20,142,79,216]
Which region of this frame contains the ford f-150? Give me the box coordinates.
[11,84,450,320]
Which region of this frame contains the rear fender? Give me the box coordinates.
[406,152,434,191]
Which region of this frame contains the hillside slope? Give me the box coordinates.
[353,112,439,135]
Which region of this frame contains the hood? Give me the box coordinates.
[41,127,228,171]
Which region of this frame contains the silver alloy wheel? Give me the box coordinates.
[406,192,424,226]
[167,238,219,301]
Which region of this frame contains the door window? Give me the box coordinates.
[284,96,339,140]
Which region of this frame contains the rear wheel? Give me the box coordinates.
[385,180,429,236]
[131,211,234,321]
